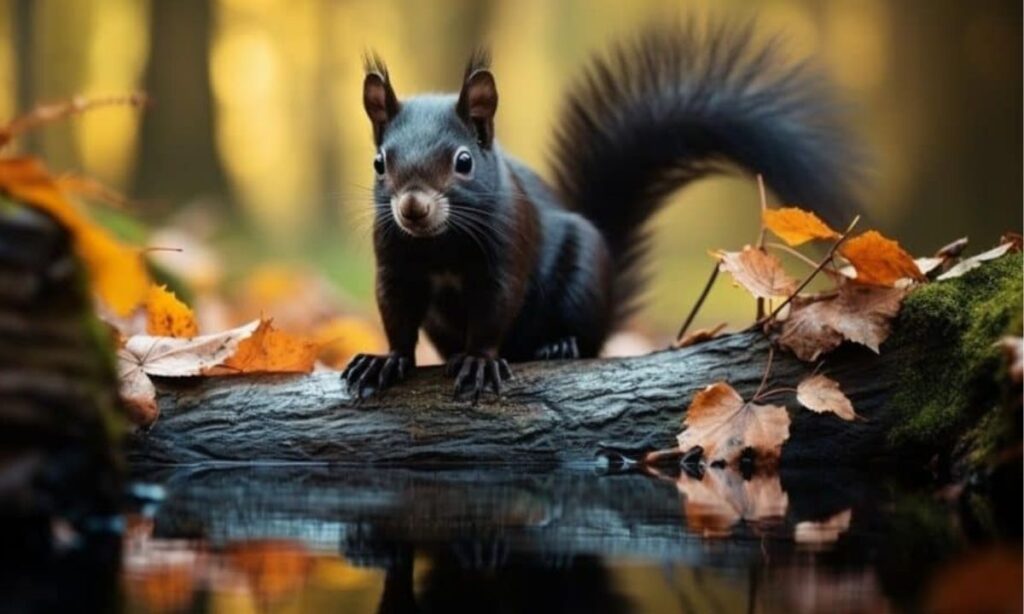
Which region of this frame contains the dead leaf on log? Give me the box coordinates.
[208,318,319,375]
[936,242,1015,281]
[676,468,788,537]
[797,374,858,420]
[839,230,923,287]
[794,508,852,547]
[762,207,839,246]
[715,246,799,299]
[675,322,728,348]
[145,284,198,338]
[677,382,791,468]
[777,283,908,361]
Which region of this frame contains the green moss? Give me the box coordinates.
[886,253,1022,458]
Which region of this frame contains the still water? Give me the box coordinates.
[8,465,1021,613]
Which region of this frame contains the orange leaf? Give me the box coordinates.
[715,246,799,299]
[763,207,840,246]
[796,374,858,420]
[839,230,923,287]
[677,381,790,468]
[145,284,198,338]
[216,319,318,374]
[0,157,149,315]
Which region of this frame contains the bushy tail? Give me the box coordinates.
[550,20,862,324]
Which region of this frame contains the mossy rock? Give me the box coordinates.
[886,253,1022,465]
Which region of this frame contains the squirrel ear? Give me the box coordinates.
[457,69,498,148]
[363,72,399,145]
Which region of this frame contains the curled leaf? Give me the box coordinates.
[796,374,858,420]
[763,207,839,246]
[677,382,791,468]
[715,245,799,299]
[839,230,923,287]
[145,284,198,338]
[936,242,1015,281]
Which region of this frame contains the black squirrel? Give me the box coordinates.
[342,21,860,400]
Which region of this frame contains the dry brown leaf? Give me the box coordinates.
[777,283,908,361]
[117,320,261,425]
[839,230,923,287]
[675,322,728,349]
[763,207,839,246]
[676,469,788,538]
[677,382,791,467]
[716,246,799,299]
[145,284,198,338]
[794,508,852,546]
[936,242,1015,281]
[796,374,858,420]
[211,319,318,374]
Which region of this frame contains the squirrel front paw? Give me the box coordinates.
[445,353,512,402]
[342,352,412,399]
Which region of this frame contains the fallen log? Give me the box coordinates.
[129,254,1022,468]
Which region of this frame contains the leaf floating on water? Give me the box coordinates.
[839,230,923,287]
[777,283,908,361]
[763,207,840,246]
[715,246,799,299]
[796,374,858,420]
[677,382,790,468]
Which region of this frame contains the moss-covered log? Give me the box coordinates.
[129,255,1022,468]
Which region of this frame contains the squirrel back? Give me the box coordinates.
[551,20,862,326]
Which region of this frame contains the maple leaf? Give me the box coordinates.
[211,318,319,374]
[777,283,908,361]
[676,468,788,537]
[145,284,198,338]
[936,242,1015,281]
[839,230,923,287]
[715,245,798,299]
[677,382,791,467]
[763,207,839,246]
[794,508,852,547]
[0,157,149,315]
[796,374,858,420]
[117,320,261,425]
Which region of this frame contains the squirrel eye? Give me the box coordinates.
[373,151,386,176]
[453,148,473,176]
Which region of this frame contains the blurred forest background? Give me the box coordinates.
[0,0,1020,346]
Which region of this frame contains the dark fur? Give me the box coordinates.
[348,20,860,396]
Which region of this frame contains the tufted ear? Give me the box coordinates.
[457,66,498,148]
[363,56,399,145]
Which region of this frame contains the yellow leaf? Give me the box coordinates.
[145,284,198,338]
[763,207,839,246]
[839,230,923,287]
[0,157,149,315]
[215,319,319,374]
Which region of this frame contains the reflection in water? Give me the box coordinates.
[99,466,1017,613]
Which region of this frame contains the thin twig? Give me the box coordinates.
[764,241,822,270]
[755,174,769,320]
[751,346,775,403]
[756,215,861,327]
[0,93,149,149]
[675,263,721,343]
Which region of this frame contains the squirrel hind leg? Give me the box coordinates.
[533,337,580,361]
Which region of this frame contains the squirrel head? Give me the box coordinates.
[362,51,505,239]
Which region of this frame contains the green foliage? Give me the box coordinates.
[886,253,1022,458]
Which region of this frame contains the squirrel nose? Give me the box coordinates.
[398,194,430,220]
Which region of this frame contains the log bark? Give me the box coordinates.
[128,254,1022,468]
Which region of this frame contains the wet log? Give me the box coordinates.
[129,254,1022,468]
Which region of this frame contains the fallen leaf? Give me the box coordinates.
[675,322,728,349]
[676,468,788,537]
[934,237,969,260]
[117,320,261,425]
[213,319,318,374]
[715,245,799,299]
[936,242,1015,281]
[777,283,908,361]
[797,374,858,420]
[677,382,791,467]
[313,316,387,369]
[0,157,149,315]
[794,508,852,547]
[763,207,839,246]
[839,230,923,287]
[145,284,198,338]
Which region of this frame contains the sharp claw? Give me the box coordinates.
[345,355,369,389]
[569,337,579,358]
[489,360,502,396]
[499,359,512,380]
[378,356,396,389]
[473,360,486,402]
[454,358,474,396]
[397,357,409,380]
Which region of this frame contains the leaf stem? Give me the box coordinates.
[751,346,775,404]
[675,262,720,344]
[755,174,768,320]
